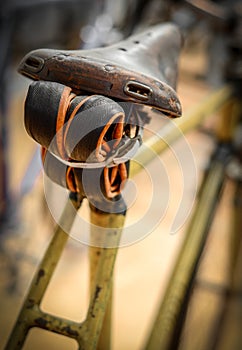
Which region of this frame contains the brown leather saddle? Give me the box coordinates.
[18,23,182,118]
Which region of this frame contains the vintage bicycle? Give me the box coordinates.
[3,0,242,349]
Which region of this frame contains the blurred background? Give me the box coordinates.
[0,0,241,349]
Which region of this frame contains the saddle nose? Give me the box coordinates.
[19,49,55,77]
[18,23,182,118]
[21,54,45,73]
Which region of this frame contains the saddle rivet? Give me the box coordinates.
[56,55,66,61]
[104,64,115,72]
[154,81,163,88]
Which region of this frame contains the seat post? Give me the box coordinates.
[88,207,125,350]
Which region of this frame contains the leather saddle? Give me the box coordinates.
[18,23,183,118]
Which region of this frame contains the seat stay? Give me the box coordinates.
[18,23,182,117]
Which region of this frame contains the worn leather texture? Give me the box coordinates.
[18,23,182,118]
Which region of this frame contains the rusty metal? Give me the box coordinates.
[5,196,125,349]
[5,195,80,349]
[5,85,234,349]
[145,155,227,350]
[209,179,242,350]
[88,207,125,350]
[5,81,237,350]
[144,88,241,350]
